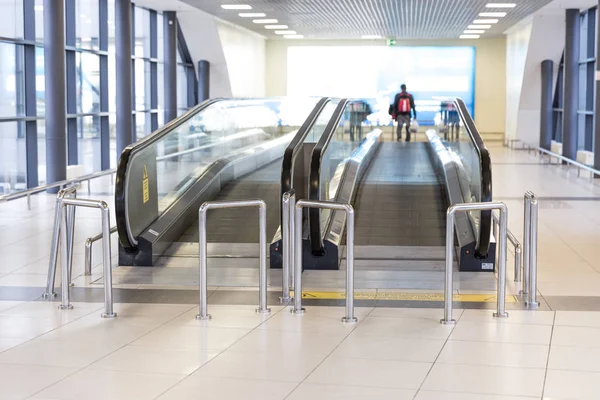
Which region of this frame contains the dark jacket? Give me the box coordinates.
[393,92,417,119]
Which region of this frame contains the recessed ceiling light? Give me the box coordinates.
[460,34,480,39]
[221,4,251,10]
[473,19,499,23]
[486,3,516,7]
[239,12,266,17]
[253,19,278,24]
[464,30,485,34]
[265,25,288,29]
[284,35,304,39]
[469,24,491,29]
[274,30,297,35]
[361,35,383,39]
[479,12,507,17]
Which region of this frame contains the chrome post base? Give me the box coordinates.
[291,308,305,315]
[58,304,73,310]
[525,301,540,309]
[41,292,57,300]
[493,312,509,318]
[440,319,457,325]
[196,314,211,320]
[101,313,117,319]
[279,296,292,304]
[342,317,358,324]
[256,308,271,314]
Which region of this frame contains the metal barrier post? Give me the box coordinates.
[515,244,522,283]
[493,212,522,283]
[84,226,117,276]
[280,191,294,303]
[289,193,296,290]
[441,202,509,324]
[292,199,357,323]
[196,200,270,320]
[527,195,540,308]
[56,197,116,318]
[43,185,78,299]
[522,192,533,295]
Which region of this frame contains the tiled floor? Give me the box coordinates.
[3,145,600,398]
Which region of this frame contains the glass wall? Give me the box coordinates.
[0,1,198,194]
[553,6,597,153]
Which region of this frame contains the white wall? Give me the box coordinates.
[266,38,507,134]
[505,13,565,144]
[216,21,266,97]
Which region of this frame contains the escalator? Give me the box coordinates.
[115,97,329,266]
[301,98,495,289]
[115,97,341,267]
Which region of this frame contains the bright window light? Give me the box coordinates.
[464,30,485,34]
[284,35,304,39]
[468,24,491,29]
[274,30,297,35]
[460,34,480,39]
[253,19,278,24]
[221,4,251,10]
[486,3,516,7]
[473,19,499,23]
[265,25,288,29]
[361,35,383,39]
[479,12,507,17]
[239,13,266,17]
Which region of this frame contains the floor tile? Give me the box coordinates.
[89,345,218,375]
[0,301,102,321]
[333,333,445,362]
[360,307,442,319]
[0,336,122,368]
[460,309,555,325]
[0,336,29,353]
[0,316,62,339]
[228,328,345,355]
[35,369,185,400]
[555,311,600,328]
[548,345,600,372]
[544,369,600,399]
[0,300,24,312]
[156,376,296,400]
[437,340,549,368]
[422,363,545,397]
[287,383,415,399]
[132,324,249,350]
[194,349,326,383]
[305,356,431,389]
[450,321,552,345]
[0,363,76,400]
[168,305,278,329]
[552,326,600,347]
[353,316,454,340]
[257,308,359,335]
[415,391,538,400]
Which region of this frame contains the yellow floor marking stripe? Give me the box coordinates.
[292,291,519,303]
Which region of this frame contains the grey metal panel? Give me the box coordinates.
[563,9,580,161]
[182,0,552,39]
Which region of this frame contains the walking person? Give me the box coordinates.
[392,84,417,142]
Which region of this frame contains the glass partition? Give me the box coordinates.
[118,97,318,249]
[311,100,373,244]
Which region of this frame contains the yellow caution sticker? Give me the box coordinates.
[292,291,518,303]
[142,165,149,204]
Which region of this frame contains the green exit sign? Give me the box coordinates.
[387,39,397,46]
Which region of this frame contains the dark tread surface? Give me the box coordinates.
[178,160,282,243]
[354,142,447,246]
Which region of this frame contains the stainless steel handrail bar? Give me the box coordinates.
[84,226,118,276]
[292,199,357,323]
[441,201,509,325]
[492,212,522,283]
[0,168,116,209]
[196,199,270,320]
[280,190,296,303]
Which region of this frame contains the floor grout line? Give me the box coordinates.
[540,311,556,400]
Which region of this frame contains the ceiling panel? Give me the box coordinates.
[181,0,555,39]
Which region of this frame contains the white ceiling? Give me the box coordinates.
[177,0,556,39]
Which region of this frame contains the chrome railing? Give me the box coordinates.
[0,169,116,209]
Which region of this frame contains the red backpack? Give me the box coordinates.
[398,93,411,113]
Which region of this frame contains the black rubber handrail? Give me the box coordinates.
[453,98,493,258]
[307,99,350,255]
[115,98,222,252]
[280,97,331,214]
